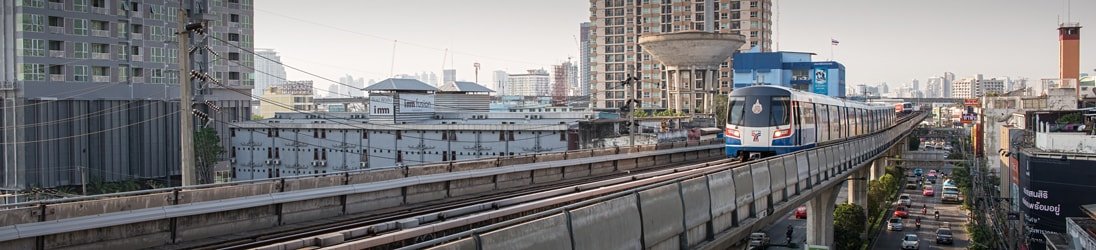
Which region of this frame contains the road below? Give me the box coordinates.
[871,167,970,249]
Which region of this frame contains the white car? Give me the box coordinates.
[898,194,912,206]
[902,234,920,249]
[887,218,904,231]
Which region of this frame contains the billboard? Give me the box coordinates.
[812,68,828,95]
[369,93,435,116]
[1017,153,1096,235]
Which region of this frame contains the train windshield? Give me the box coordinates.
[727,96,791,127]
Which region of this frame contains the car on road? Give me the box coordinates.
[943,179,956,188]
[795,206,807,219]
[926,174,937,184]
[942,187,960,203]
[906,179,919,189]
[898,194,912,206]
[888,218,904,231]
[902,234,920,249]
[923,186,935,196]
[935,227,954,244]
[913,168,924,176]
[894,205,910,218]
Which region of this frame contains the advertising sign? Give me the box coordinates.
[812,68,828,95]
[1018,153,1096,234]
[369,95,395,116]
[369,93,435,116]
[960,113,977,124]
[964,98,980,107]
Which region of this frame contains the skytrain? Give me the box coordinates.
[725,86,896,160]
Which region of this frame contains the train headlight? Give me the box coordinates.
[726,128,740,138]
[773,129,792,138]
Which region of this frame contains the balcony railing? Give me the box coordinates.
[130,33,144,40]
[131,77,145,83]
[91,7,109,15]
[91,52,110,60]
[92,76,110,83]
[49,26,64,34]
[49,75,65,82]
[130,55,143,62]
[91,29,110,37]
[0,81,14,90]
[49,50,64,58]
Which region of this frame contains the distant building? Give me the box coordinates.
[492,70,509,95]
[579,22,593,99]
[952,77,976,98]
[552,61,578,103]
[443,69,457,84]
[943,72,956,98]
[259,81,315,119]
[732,51,846,97]
[953,74,1007,98]
[338,74,365,97]
[982,77,1006,96]
[926,77,944,98]
[254,48,287,99]
[232,79,589,180]
[508,69,551,96]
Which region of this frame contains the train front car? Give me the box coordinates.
[724,86,800,159]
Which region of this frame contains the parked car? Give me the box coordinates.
[898,194,912,206]
[894,205,910,218]
[935,227,954,244]
[923,186,935,196]
[887,218,904,231]
[795,206,807,219]
[902,234,920,249]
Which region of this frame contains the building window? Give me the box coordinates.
[150,69,164,84]
[508,131,515,141]
[20,14,45,32]
[395,131,402,140]
[18,64,46,81]
[21,39,45,57]
[499,131,506,141]
[560,131,566,141]
[72,65,89,82]
[73,19,88,35]
[396,150,403,163]
[73,0,88,12]
[228,71,240,80]
[73,42,89,58]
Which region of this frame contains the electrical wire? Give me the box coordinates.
[0,111,179,145]
[0,100,164,129]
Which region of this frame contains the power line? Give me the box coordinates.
[0,100,162,129]
[0,111,179,145]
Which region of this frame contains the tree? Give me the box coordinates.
[833,203,867,249]
[632,109,649,118]
[879,174,899,200]
[251,114,264,120]
[713,95,729,126]
[867,180,886,215]
[194,128,224,184]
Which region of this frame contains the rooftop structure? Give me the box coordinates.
[638,31,745,114]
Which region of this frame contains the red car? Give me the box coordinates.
[894,205,909,218]
[923,186,935,196]
[795,206,807,219]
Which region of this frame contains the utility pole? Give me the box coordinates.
[622,75,639,146]
[177,2,195,186]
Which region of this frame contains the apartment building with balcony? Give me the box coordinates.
[0,0,254,189]
[588,0,771,111]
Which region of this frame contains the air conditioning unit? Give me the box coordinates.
[273,159,281,165]
[264,160,272,165]
[311,161,318,166]
[320,161,327,167]
[359,162,367,168]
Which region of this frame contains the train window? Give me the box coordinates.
[770,97,790,126]
[727,97,746,125]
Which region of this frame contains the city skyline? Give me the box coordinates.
[256,0,1095,93]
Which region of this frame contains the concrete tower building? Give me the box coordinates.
[639,32,744,114]
[443,69,457,84]
[492,70,508,95]
[589,0,771,110]
[579,22,592,99]
[0,0,254,189]
[1059,22,1081,94]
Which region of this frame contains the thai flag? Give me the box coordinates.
[831,39,840,46]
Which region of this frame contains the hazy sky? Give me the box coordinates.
[256,0,1095,91]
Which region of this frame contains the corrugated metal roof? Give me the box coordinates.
[438,81,495,93]
[364,78,438,91]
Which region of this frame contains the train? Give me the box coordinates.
[724,86,896,160]
[895,102,916,114]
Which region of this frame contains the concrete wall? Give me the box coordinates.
[0,140,726,249]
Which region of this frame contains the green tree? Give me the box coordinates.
[833,203,867,249]
[867,180,886,215]
[713,95,729,126]
[632,109,649,118]
[878,174,899,201]
[251,114,264,120]
[195,128,224,184]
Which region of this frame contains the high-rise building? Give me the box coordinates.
[507,69,550,96]
[259,81,315,118]
[492,70,508,95]
[326,82,341,98]
[943,72,956,98]
[552,61,579,103]
[0,0,254,188]
[443,69,457,84]
[338,74,365,97]
[952,77,976,99]
[982,77,1006,96]
[926,76,944,98]
[579,22,592,99]
[911,79,920,93]
[253,48,286,99]
[1059,22,1081,91]
[589,0,771,110]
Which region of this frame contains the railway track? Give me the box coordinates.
[181,157,730,250]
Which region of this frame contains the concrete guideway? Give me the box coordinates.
[315,113,928,249]
[0,141,724,249]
